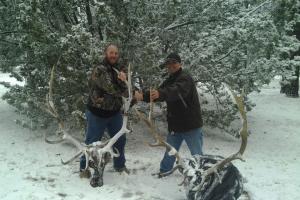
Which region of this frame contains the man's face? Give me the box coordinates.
[166,62,181,74]
[105,45,119,65]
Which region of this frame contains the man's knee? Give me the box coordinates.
[192,141,203,155]
[186,128,204,155]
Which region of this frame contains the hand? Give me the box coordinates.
[118,71,127,82]
[134,91,143,101]
[150,89,159,101]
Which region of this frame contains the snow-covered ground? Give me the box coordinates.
[0,73,299,200]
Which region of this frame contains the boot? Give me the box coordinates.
[115,166,130,174]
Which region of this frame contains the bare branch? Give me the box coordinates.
[214,42,243,62]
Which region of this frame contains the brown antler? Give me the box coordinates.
[43,61,91,168]
[135,100,180,164]
[192,85,248,191]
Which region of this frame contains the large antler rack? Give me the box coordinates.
[191,84,248,192]
[135,84,248,184]
[44,61,133,171]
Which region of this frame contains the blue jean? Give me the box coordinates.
[80,110,126,170]
[160,128,203,173]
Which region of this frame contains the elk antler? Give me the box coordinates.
[44,61,133,170]
[44,61,91,169]
[192,84,248,192]
[135,99,180,167]
[95,64,133,158]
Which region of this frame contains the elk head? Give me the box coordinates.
[44,61,133,187]
[135,84,248,200]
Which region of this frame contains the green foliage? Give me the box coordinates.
[272,0,300,97]
[0,0,299,134]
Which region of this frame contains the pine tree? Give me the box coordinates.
[272,0,300,97]
[0,0,297,135]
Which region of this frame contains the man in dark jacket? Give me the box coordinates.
[80,44,128,174]
[135,53,204,176]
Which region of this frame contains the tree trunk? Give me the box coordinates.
[85,0,94,34]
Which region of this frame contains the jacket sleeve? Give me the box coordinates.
[157,75,192,102]
[115,70,128,97]
[141,78,168,103]
[91,65,127,97]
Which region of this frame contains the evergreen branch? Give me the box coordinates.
[0,31,19,35]
[214,41,244,62]
[164,0,271,31]
[0,0,7,7]
[164,0,220,30]
[0,39,19,45]
[244,0,271,17]
[165,20,200,31]
[0,30,32,35]
[85,0,93,33]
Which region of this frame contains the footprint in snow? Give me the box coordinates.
[122,191,134,198]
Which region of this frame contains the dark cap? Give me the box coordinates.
[164,53,181,65]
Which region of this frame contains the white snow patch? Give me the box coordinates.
[0,72,25,87]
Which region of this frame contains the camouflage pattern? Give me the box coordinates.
[87,61,127,111]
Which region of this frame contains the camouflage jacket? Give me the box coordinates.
[87,59,127,115]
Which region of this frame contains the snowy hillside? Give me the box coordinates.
[0,73,299,200]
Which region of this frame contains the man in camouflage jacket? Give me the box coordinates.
[80,44,128,175]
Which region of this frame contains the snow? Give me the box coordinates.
[0,72,300,200]
[0,73,25,87]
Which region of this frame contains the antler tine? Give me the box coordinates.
[159,165,181,179]
[127,63,132,100]
[48,63,58,114]
[148,87,154,121]
[61,151,83,164]
[226,87,248,155]
[45,137,64,144]
[147,99,180,162]
[44,60,66,131]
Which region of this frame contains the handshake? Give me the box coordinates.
[134,89,160,102]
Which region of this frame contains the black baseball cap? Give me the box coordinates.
[163,53,181,65]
